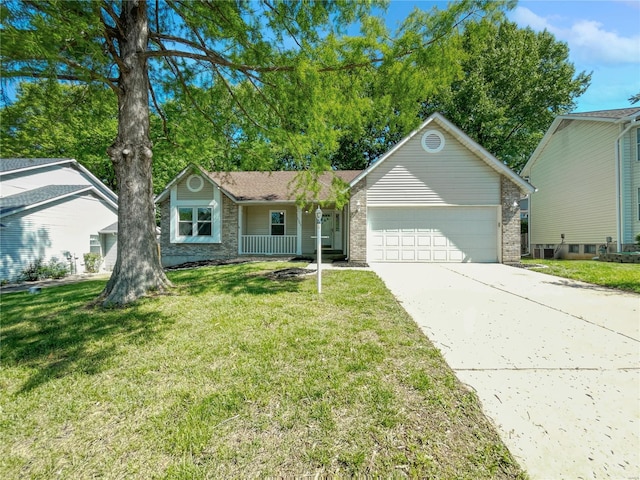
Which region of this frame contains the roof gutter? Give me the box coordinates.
[614,117,638,252]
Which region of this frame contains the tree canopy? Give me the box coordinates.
[421,19,590,172]
[0,0,512,305]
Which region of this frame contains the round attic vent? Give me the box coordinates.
[186,174,204,192]
[421,130,445,153]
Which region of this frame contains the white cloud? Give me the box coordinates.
[511,6,640,65]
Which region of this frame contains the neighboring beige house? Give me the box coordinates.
[156,113,534,267]
[0,158,119,281]
[521,107,640,258]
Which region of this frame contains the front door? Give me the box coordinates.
[321,212,333,249]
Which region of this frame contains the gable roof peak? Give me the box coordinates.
[350,112,534,194]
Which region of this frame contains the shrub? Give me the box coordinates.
[19,257,69,281]
[83,253,103,273]
[20,258,45,281]
[45,257,69,279]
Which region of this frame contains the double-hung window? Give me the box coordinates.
[270,211,285,236]
[179,207,213,236]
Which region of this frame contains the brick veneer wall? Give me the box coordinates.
[349,178,367,262]
[501,176,522,264]
[158,194,239,267]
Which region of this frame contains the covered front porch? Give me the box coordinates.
[238,204,347,256]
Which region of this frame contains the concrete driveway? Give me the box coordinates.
[371,263,640,480]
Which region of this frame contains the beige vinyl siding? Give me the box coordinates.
[529,120,618,245]
[243,205,297,236]
[620,131,635,243]
[366,129,500,206]
[301,212,316,254]
[176,176,215,201]
[631,128,640,238]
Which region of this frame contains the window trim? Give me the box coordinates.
[636,128,640,161]
[170,184,221,244]
[270,210,286,236]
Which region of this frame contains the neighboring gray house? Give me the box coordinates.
[521,107,640,258]
[0,158,119,281]
[156,113,534,266]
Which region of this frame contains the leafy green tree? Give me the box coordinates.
[1,81,118,189]
[421,19,590,172]
[1,0,508,305]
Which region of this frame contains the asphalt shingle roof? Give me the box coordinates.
[0,158,74,174]
[565,107,640,120]
[0,185,88,215]
[206,170,362,201]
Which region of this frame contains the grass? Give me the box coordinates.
[522,258,640,293]
[1,262,525,479]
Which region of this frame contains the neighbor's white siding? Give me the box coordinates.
[103,233,118,271]
[0,192,118,281]
[529,120,618,245]
[366,129,500,206]
[1,164,91,196]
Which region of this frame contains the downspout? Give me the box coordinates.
[615,119,638,252]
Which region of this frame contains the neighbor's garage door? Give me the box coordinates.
[368,206,498,263]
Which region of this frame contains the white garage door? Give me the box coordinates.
[368,207,498,263]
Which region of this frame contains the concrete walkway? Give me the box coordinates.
[371,263,640,480]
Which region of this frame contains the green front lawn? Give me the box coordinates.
[0,262,525,479]
[522,259,640,293]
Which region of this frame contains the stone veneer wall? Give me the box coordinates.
[159,194,239,267]
[501,176,522,264]
[349,178,367,262]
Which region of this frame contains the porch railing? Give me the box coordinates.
[241,235,297,255]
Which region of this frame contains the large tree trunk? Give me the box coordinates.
[100,0,171,306]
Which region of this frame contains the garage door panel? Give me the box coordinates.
[402,236,415,246]
[368,207,498,263]
[417,236,431,246]
[433,235,447,246]
[385,236,399,246]
[417,250,431,261]
[402,250,415,261]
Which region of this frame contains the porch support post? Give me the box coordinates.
[238,205,243,255]
[296,205,302,255]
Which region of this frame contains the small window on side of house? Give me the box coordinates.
[270,211,285,236]
[584,244,596,254]
[637,128,640,161]
[90,235,101,254]
[568,244,579,253]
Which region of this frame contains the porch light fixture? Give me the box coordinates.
[356,200,361,213]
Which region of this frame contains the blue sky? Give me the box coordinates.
[383,0,640,113]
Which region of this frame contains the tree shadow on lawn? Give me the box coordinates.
[542,278,639,295]
[168,262,307,297]
[1,281,174,394]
